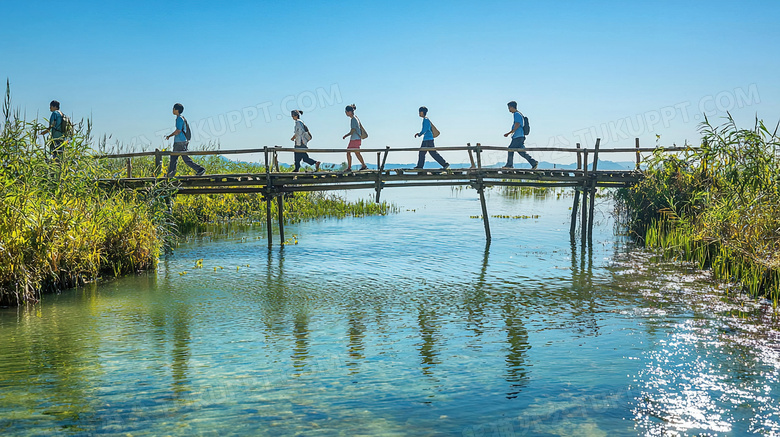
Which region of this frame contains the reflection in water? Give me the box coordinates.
[260,249,287,344]
[346,308,366,374]
[502,301,530,399]
[567,239,600,338]
[465,245,490,340]
[292,312,310,375]
[147,274,192,400]
[570,237,594,289]
[171,303,191,399]
[417,304,440,377]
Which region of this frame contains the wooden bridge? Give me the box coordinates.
[98,139,685,247]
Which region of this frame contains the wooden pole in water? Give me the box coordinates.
[264,147,273,248]
[375,146,390,203]
[587,138,601,242]
[475,143,491,245]
[569,143,581,237]
[374,151,382,202]
[635,137,641,170]
[580,148,589,246]
[126,158,132,178]
[277,193,285,245]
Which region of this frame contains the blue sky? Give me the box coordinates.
[3,0,779,165]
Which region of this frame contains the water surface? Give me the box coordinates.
[1,187,778,436]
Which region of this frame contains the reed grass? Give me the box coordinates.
[616,116,780,305]
[1,83,161,305]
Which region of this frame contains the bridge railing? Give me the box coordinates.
[96,139,693,179]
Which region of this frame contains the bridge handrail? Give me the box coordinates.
[95,145,695,159]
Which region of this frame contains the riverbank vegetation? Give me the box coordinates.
[0,86,393,306]
[616,117,780,306]
[1,90,161,305]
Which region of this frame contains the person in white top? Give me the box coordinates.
[290,110,320,172]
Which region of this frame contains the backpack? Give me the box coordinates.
[519,112,530,136]
[301,121,312,142]
[181,116,192,141]
[357,117,368,140]
[56,110,74,137]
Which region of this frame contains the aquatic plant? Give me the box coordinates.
[616,116,780,305]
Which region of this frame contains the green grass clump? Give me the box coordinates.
[616,116,780,305]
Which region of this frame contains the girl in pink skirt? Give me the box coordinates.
[342,104,367,171]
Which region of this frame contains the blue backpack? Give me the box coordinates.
[519,112,530,136]
[181,116,192,141]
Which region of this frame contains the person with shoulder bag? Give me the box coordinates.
[342,104,367,171]
[413,106,449,169]
[290,110,320,172]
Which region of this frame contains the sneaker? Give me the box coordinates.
[315,161,321,172]
[359,164,368,171]
[531,161,539,170]
[502,165,514,169]
[196,168,206,176]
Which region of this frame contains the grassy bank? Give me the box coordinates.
[1,88,393,306]
[1,94,161,305]
[615,117,780,305]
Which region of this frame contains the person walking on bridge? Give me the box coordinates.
[413,106,449,169]
[290,110,320,172]
[503,101,538,170]
[342,104,367,171]
[165,103,206,177]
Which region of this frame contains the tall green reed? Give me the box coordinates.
[615,115,780,304]
[0,84,163,305]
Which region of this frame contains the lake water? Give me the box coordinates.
[1,187,778,436]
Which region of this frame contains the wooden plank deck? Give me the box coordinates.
[98,167,641,195]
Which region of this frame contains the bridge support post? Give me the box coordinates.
[580,149,589,246]
[587,138,601,243]
[569,143,581,238]
[475,143,491,245]
[264,147,273,248]
[277,194,285,245]
[266,196,273,248]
